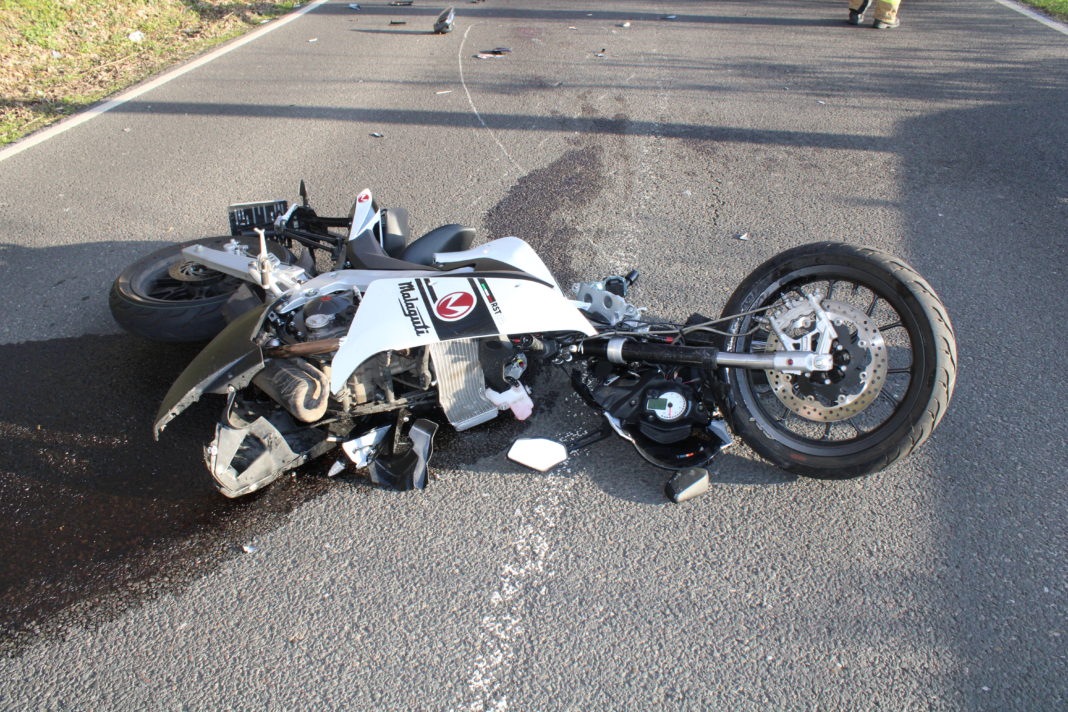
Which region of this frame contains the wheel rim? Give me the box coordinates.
[138,259,240,303]
[730,265,931,458]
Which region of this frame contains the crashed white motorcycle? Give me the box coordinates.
[110,184,957,502]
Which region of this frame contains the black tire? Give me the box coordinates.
[109,235,291,343]
[715,242,957,478]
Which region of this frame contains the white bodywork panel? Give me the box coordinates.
[329,275,596,393]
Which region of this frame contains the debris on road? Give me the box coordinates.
[390,1,414,5]
[389,20,407,25]
[308,37,318,42]
[436,90,453,94]
[619,21,632,28]
[242,544,258,554]
[348,3,360,9]
[370,132,384,138]
[662,15,677,20]
[735,232,750,241]
[434,7,455,34]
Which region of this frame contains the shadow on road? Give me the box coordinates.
[0,304,333,655]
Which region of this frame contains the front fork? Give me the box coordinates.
[573,338,834,375]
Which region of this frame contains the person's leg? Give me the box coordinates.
[873,0,901,28]
[848,0,872,25]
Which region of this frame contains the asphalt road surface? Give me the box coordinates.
[1,0,1066,709]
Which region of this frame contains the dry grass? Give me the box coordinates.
[1,1,298,144]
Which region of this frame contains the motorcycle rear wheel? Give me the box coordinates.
[109,235,291,343]
[716,242,957,478]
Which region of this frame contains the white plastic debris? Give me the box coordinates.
[370,132,384,137]
[308,37,318,42]
[817,100,826,105]
[242,544,258,554]
[736,232,750,241]
[128,31,145,43]
[348,3,361,8]
[662,15,677,20]
[619,21,631,28]
[436,90,452,94]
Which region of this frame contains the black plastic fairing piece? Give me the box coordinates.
[369,419,438,490]
[153,305,268,438]
[382,207,410,258]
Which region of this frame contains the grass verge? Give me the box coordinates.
[1021,0,1068,20]
[1,0,299,145]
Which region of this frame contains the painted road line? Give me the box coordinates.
[0,0,331,164]
[994,0,1068,36]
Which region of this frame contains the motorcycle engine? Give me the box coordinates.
[591,368,725,469]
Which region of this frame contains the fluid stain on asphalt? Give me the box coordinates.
[0,334,331,654]
[483,144,606,288]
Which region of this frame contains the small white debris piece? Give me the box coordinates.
[817,100,826,105]
[308,37,318,42]
[348,3,361,8]
[242,544,258,554]
[370,132,384,137]
[736,232,750,241]
[683,189,692,196]
[662,15,677,20]
[327,460,345,477]
[123,127,131,132]
[436,90,453,94]
[619,21,631,28]
[51,50,63,58]
[128,31,145,42]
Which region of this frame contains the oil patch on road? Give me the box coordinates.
[0,334,332,654]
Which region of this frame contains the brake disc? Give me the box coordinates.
[764,299,888,423]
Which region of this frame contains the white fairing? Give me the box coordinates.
[349,189,378,238]
[435,237,561,290]
[329,274,596,393]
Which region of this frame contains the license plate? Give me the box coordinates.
[227,200,288,236]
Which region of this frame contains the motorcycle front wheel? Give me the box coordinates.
[716,242,957,478]
[109,235,291,343]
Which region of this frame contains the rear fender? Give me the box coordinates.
[154,305,268,438]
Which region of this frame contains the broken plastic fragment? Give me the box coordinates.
[619,21,631,28]
[434,7,455,33]
[308,37,318,42]
[662,15,677,20]
[436,89,453,94]
[128,31,145,42]
[370,132,384,137]
[242,544,258,554]
[736,232,750,241]
[348,2,360,8]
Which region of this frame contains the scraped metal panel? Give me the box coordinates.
[428,339,498,431]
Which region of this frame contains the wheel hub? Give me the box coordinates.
[765,299,888,422]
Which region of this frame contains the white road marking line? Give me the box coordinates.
[0,0,332,164]
[457,25,526,175]
[993,0,1068,35]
